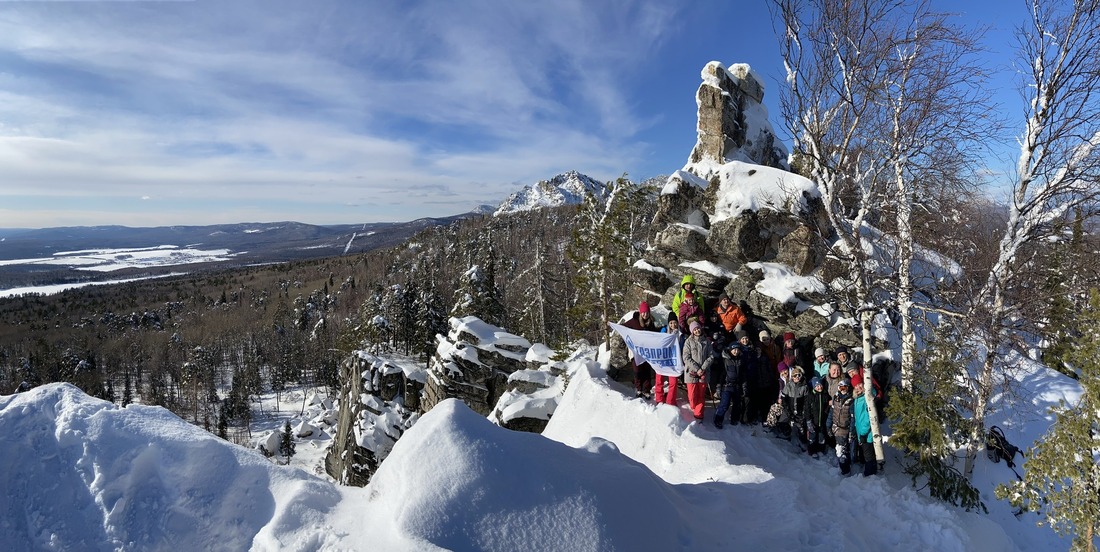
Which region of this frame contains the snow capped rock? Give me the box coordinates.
[493,170,608,216]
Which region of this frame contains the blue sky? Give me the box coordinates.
[0,0,1029,228]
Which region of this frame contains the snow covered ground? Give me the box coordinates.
[0,273,188,298]
[0,245,237,273]
[0,347,1079,551]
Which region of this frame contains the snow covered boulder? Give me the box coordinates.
[423,316,532,417]
[293,420,315,438]
[258,428,283,457]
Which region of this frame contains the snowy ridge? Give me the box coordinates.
[493,170,607,216]
[0,348,1080,550]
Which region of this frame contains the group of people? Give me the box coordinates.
[622,274,885,477]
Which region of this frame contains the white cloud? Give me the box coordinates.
[0,0,686,226]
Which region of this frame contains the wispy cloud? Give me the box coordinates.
[0,0,689,226]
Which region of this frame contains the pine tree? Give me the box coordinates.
[997,289,1100,552]
[417,277,449,366]
[216,406,229,440]
[450,238,505,327]
[279,420,296,465]
[122,370,133,406]
[1042,211,1087,379]
[888,327,984,512]
[566,175,650,349]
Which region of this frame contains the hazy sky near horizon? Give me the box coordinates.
[1,0,1029,228]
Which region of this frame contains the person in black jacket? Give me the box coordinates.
[806,377,830,457]
[713,341,747,428]
[734,331,761,424]
[780,366,810,444]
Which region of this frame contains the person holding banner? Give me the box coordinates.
[622,301,659,399]
[608,317,685,406]
[682,320,714,420]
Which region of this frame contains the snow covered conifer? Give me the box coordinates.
[279,420,296,465]
[566,175,648,349]
[888,328,984,511]
[997,289,1100,552]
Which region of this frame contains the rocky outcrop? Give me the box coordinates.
[325,351,421,486]
[689,62,788,172]
[422,316,532,417]
[623,61,851,365]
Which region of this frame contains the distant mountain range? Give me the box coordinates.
[0,172,667,291]
[0,218,478,262]
[0,216,479,290]
[493,171,667,216]
[493,171,607,216]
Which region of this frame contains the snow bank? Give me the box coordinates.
[0,383,338,551]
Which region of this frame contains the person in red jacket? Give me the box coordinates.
[677,291,703,334]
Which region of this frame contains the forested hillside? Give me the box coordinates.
[0,182,656,435]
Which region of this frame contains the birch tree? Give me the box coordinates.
[879,6,991,390]
[778,0,908,467]
[963,0,1100,479]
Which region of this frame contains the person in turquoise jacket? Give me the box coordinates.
[852,381,878,477]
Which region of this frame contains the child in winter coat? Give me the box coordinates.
[670,273,706,317]
[806,377,831,456]
[677,292,703,335]
[831,378,854,475]
[682,321,714,420]
[654,315,683,405]
[713,342,747,428]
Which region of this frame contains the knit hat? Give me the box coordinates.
[792,366,805,377]
[734,329,747,340]
[783,331,796,343]
[638,301,650,314]
[667,314,678,326]
[689,321,701,333]
[811,376,822,388]
[759,330,771,340]
[684,291,695,301]
[718,292,730,302]
[814,347,826,358]
[839,377,851,388]
[836,345,850,355]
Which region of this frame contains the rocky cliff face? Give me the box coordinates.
[422,316,533,416]
[688,62,788,172]
[325,351,424,486]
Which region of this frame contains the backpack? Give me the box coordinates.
[986,425,1020,468]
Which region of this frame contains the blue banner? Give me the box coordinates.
[608,323,683,377]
